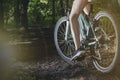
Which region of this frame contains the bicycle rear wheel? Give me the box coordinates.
[54,16,75,62]
[93,11,119,73]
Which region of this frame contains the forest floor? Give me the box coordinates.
[1,54,120,80]
[0,28,120,80]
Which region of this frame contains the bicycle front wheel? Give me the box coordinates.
[54,16,75,62]
[93,11,119,73]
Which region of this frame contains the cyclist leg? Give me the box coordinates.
[83,3,91,15]
[70,0,88,50]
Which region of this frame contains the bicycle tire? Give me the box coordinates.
[54,16,75,62]
[93,11,119,73]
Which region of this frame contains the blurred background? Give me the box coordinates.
[0,0,120,80]
[0,0,119,60]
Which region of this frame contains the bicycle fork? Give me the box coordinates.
[65,20,69,41]
[65,11,70,41]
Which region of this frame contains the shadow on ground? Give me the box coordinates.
[1,54,119,80]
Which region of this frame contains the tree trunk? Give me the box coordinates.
[60,0,65,16]
[0,0,4,28]
[14,0,21,27]
[66,0,69,11]
[52,0,55,25]
[21,0,29,30]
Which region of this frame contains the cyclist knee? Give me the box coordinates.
[70,13,79,23]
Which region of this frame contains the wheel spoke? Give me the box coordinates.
[93,12,117,72]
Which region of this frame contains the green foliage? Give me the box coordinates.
[0,0,111,28]
[28,0,52,26]
[0,0,72,28]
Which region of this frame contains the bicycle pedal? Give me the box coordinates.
[88,41,97,46]
[92,55,101,60]
[95,26,101,32]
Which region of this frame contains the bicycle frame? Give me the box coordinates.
[65,13,94,42]
[65,8,98,46]
[78,13,90,40]
[78,13,98,46]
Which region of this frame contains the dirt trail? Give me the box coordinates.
[1,55,119,80]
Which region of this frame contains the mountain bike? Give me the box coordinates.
[54,4,119,73]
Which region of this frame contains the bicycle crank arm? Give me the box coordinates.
[88,41,97,46]
[92,55,101,60]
